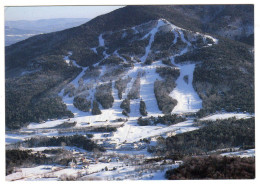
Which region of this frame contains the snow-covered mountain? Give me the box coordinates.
[59,18,217,118]
[5,5,254,181]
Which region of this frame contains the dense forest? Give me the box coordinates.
[137,114,186,126]
[24,135,105,152]
[148,118,254,157]
[95,82,114,109]
[165,156,255,179]
[6,149,50,175]
[6,55,80,129]
[73,96,91,112]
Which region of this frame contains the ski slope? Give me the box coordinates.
[170,61,202,114]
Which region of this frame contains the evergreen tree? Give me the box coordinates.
[92,100,102,115]
[120,99,130,113]
[139,99,148,116]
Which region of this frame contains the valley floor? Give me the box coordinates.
[5,111,254,181]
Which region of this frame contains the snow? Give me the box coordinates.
[6,18,249,181]
[21,69,40,76]
[199,112,254,121]
[113,50,127,63]
[23,18,216,146]
[207,35,218,44]
[5,133,30,144]
[113,120,198,144]
[221,149,255,158]
[51,168,81,178]
[172,29,179,44]
[140,19,166,62]
[170,60,202,114]
[6,165,56,181]
[85,162,178,180]
[139,62,164,115]
[98,34,105,47]
[27,120,64,129]
[121,31,127,39]
[21,146,62,152]
[132,27,139,34]
[178,29,191,46]
[63,53,72,65]
[60,91,90,118]
[85,163,135,180]
[70,67,88,89]
[6,161,178,181]
[91,47,97,54]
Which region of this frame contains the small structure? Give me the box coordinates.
[103,133,112,137]
[167,132,176,137]
[82,165,88,169]
[51,166,60,171]
[164,159,173,164]
[174,160,184,165]
[72,149,79,155]
[99,157,111,163]
[69,160,77,168]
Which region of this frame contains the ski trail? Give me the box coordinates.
[178,29,191,46]
[169,46,202,114]
[98,34,105,47]
[70,67,88,89]
[172,29,179,44]
[140,19,166,62]
[91,47,97,54]
[111,81,125,118]
[113,50,127,63]
[140,62,163,116]
[170,60,202,114]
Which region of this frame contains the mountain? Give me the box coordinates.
[5,5,255,180]
[5,26,42,46]
[5,5,254,130]
[5,18,90,46]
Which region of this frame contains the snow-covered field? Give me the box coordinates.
[113,119,198,144]
[6,162,178,181]
[221,149,255,158]
[199,112,254,121]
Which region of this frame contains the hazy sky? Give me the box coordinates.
[5,6,124,21]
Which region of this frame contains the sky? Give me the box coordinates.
[5,6,124,21]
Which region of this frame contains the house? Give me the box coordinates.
[69,160,77,168]
[96,140,104,145]
[98,157,111,163]
[12,167,22,173]
[167,132,176,137]
[72,149,80,155]
[51,166,60,171]
[102,133,111,137]
[110,157,119,162]
[82,165,88,169]
[164,159,173,164]
[82,157,93,165]
[174,160,184,165]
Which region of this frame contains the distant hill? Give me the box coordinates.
[5,18,90,46]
